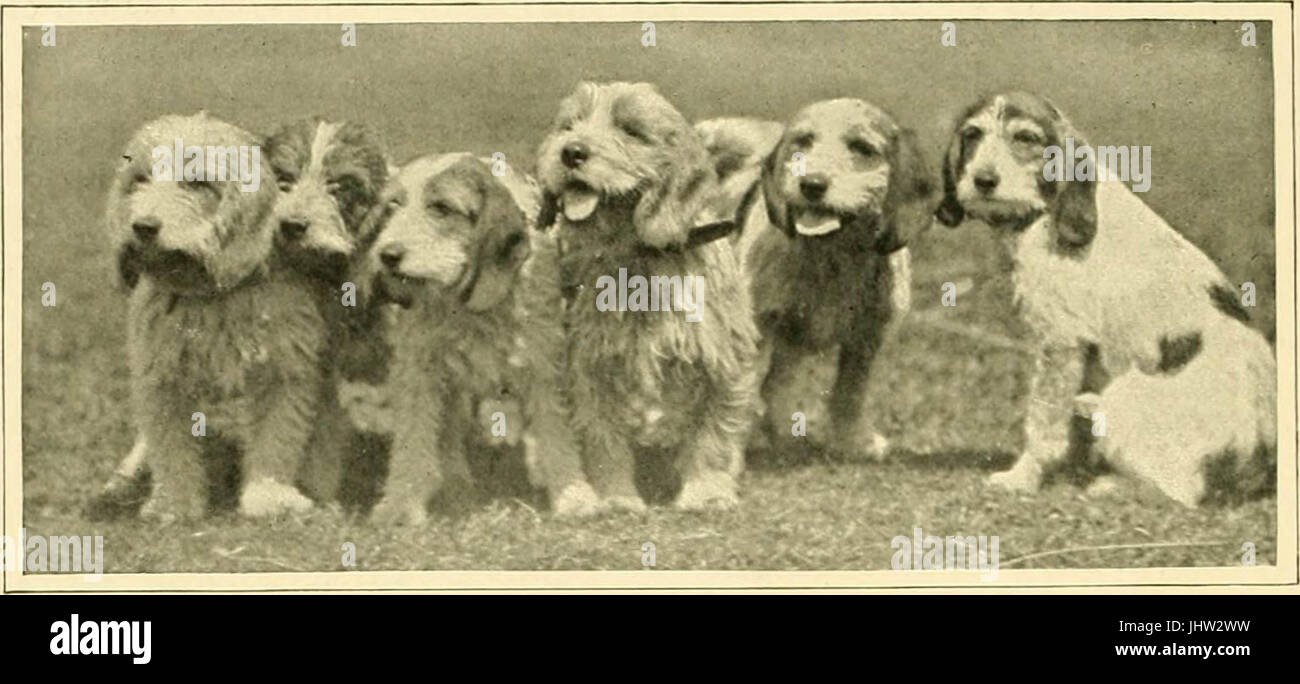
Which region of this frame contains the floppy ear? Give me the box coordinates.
[933,129,965,228]
[877,128,936,252]
[1050,127,1098,248]
[761,142,795,237]
[633,126,715,248]
[463,170,531,312]
[117,242,141,290]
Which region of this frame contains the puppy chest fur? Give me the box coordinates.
[128,275,326,432]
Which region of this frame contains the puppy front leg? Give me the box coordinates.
[827,323,890,462]
[239,387,316,518]
[83,436,152,521]
[571,382,644,513]
[369,390,446,526]
[675,366,759,511]
[989,345,1086,491]
[139,422,207,523]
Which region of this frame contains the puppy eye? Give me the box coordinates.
[186,180,221,198]
[1013,130,1045,145]
[427,199,457,216]
[276,174,296,192]
[792,133,815,148]
[620,123,650,142]
[961,127,983,143]
[328,175,363,197]
[847,139,878,158]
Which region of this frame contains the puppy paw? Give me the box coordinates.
[674,472,739,511]
[551,481,602,518]
[369,495,429,527]
[84,471,152,521]
[1072,392,1102,419]
[986,463,1042,493]
[833,431,890,463]
[239,478,313,518]
[602,495,648,515]
[140,486,204,524]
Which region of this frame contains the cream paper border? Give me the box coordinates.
[2,1,1295,594]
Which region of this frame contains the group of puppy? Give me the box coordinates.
[87,83,1278,526]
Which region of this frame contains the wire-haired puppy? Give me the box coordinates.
[364,153,597,524]
[536,82,761,512]
[109,112,327,521]
[87,117,392,518]
[934,92,1276,505]
[263,117,392,505]
[707,100,933,461]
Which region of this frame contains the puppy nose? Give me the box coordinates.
[973,170,999,193]
[132,218,161,242]
[561,142,589,169]
[799,174,830,201]
[280,219,309,241]
[379,245,405,270]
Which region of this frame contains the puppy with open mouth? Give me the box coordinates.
[362,152,597,524]
[705,99,934,462]
[536,81,761,512]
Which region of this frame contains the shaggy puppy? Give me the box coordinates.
[87,117,391,518]
[536,81,761,511]
[363,153,597,524]
[109,112,329,521]
[263,118,392,505]
[706,100,933,460]
[935,92,1276,505]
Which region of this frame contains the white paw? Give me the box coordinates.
[987,464,1042,492]
[551,481,602,518]
[239,478,313,518]
[839,431,890,462]
[603,495,648,514]
[1072,392,1102,419]
[674,472,739,511]
[369,496,428,527]
[1084,475,1123,498]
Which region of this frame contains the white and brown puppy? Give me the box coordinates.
[707,100,933,460]
[935,92,1276,505]
[109,112,326,521]
[364,153,597,524]
[88,117,392,518]
[537,81,761,512]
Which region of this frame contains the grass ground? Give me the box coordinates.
[16,21,1278,574]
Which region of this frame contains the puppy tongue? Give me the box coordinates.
[563,188,599,221]
[794,215,842,236]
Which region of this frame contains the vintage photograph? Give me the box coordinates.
[4,4,1292,585]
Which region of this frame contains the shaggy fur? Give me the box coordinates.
[935,92,1276,505]
[536,82,761,511]
[108,112,327,521]
[362,153,595,525]
[87,117,392,518]
[705,100,934,460]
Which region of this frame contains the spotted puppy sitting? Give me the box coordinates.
[364,153,598,524]
[935,92,1276,505]
[537,81,761,512]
